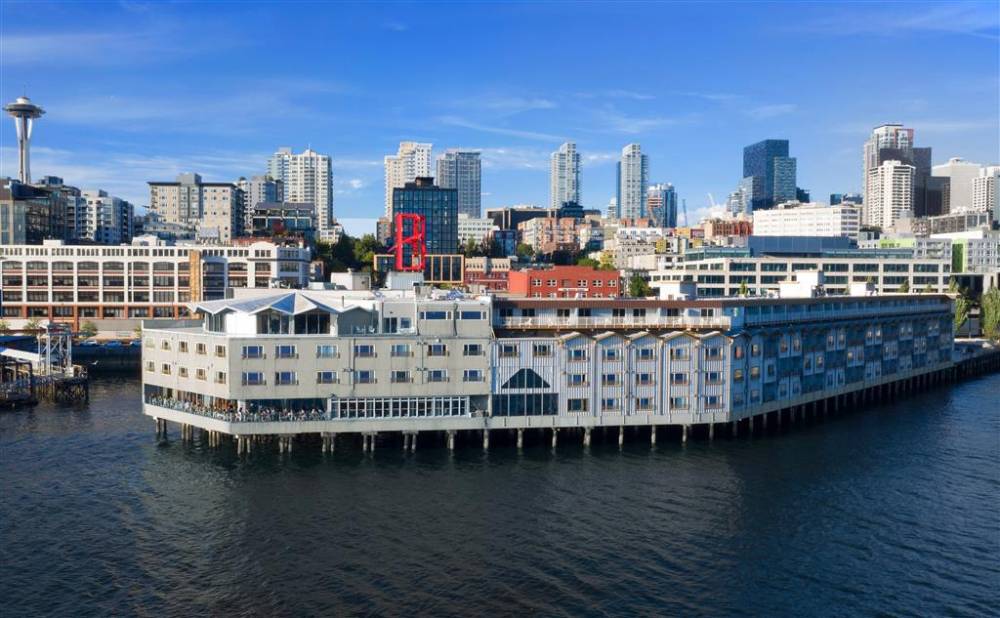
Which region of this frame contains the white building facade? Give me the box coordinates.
[267,148,335,241]
[865,160,914,228]
[753,203,861,238]
[436,150,482,217]
[617,144,649,220]
[384,141,432,216]
[550,142,581,209]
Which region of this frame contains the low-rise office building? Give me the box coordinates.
[752,202,860,238]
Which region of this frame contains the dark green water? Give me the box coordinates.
[2,375,998,616]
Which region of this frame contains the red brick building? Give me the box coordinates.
[507,265,621,299]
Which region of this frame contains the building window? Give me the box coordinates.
[275,371,296,385]
[242,345,264,359]
[499,344,518,358]
[603,348,620,361]
[750,366,760,379]
[196,343,206,355]
[196,368,206,380]
[145,361,154,372]
[391,344,411,357]
[427,369,447,382]
[533,343,552,357]
[316,371,337,384]
[601,398,618,411]
[636,397,653,411]
[636,373,653,385]
[242,372,265,385]
[705,347,723,360]
[355,370,374,384]
[391,370,410,383]
[670,347,689,360]
[178,341,188,353]
[706,372,722,384]
[275,345,297,359]
[734,368,744,381]
[568,348,587,362]
[161,340,171,351]
[671,372,688,385]
[427,343,447,356]
[670,396,688,409]
[602,373,618,386]
[317,344,337,358]
[161,363,171,375]
[638,347,654,360]
[751,344,761,357]
[706,395,722,408]
[354,344,375,358]
[568,373,587,386]
[215,345,226,358]
[568,398,589,412]
[420,311,448,320]
[178,367,188,378]
[459,311,484,320]
[215,371,227,384]
[463,369,483,382]
[463,343,483,356]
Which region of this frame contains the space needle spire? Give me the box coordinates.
[4,96,45,184]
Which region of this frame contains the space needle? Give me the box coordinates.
[4,96,45,184]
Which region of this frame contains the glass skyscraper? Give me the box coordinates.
[392,177,458,255]
[742,139,796,211]
[435,150,481,218]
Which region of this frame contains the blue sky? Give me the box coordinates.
[1,1,998,234]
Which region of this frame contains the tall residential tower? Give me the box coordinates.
[436,150,482,217]
[550,142,581,209]
[385,142,432,216]
[267,147,334,240]
[616,144,648,220]
[742,139,796,211]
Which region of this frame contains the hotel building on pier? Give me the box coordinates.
[141,284,956,449]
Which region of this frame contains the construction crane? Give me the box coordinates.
[707,193,719,209]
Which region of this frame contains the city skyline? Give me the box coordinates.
[1,1,998,235]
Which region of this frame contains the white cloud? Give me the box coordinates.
[799,3,999,40]
[436,116,565,142]
[594,107,700,135]
[477,147,550,170]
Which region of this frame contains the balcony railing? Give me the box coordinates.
[498,315,731,330]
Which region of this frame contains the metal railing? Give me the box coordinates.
[498,315,731,330]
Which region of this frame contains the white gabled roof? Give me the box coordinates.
[189,292,358,317]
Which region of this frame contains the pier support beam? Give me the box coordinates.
[682,424,689,444]
[516,429,524,449]
[583,427,591,447]
[650,426,657,446]
[551,428,558,449]
[709,423,715,441]
[732,419,738,437]
[447,430,456,451]
[410,432,417,452]
[618,426,625,448]
[482,429,490,450]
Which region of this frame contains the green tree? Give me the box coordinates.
[0,320,9,333]
[739,281,749,297]
[897,279,910,293]
[921,283,934,294]
[576,256,599,268]
[352,234,382,270]
[598,251,616,271]
[950,278,970,335]
[515,243,535,260]
[80,321,98,339]
[461,237,481,257]
[628,274,653,298]
[980,286,1000,341]
[24,317,42,331]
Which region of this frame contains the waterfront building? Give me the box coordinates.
[550,142,581,209]
[391,177,458,255]
[753,203,861,239]
[0,239,311,328]
[865,160,914,229]
[148,173,242,243]
[647,183,678,228]
[267,148,335,241]
[436,150,482,218]
[743,139,796,211]
[647,237,952,297]
[384,142,432,217]
[457,213,497,247]
[508,265,621,299]
[140,287,955,446]
[617,144,648,219]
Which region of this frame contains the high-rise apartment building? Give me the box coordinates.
[742,139,796,211]
[863,124,937,220]
[267,147,334,241]
[647,183,678,228]
[616,144,648,220]
[436,150,481,217]
[148,173,242,243]
[866,160,914,229]
[932,158,983,213]
[972,166,1000,219]
[384,141,432,216]
[81,189,134,245]
[550,142,581,209]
